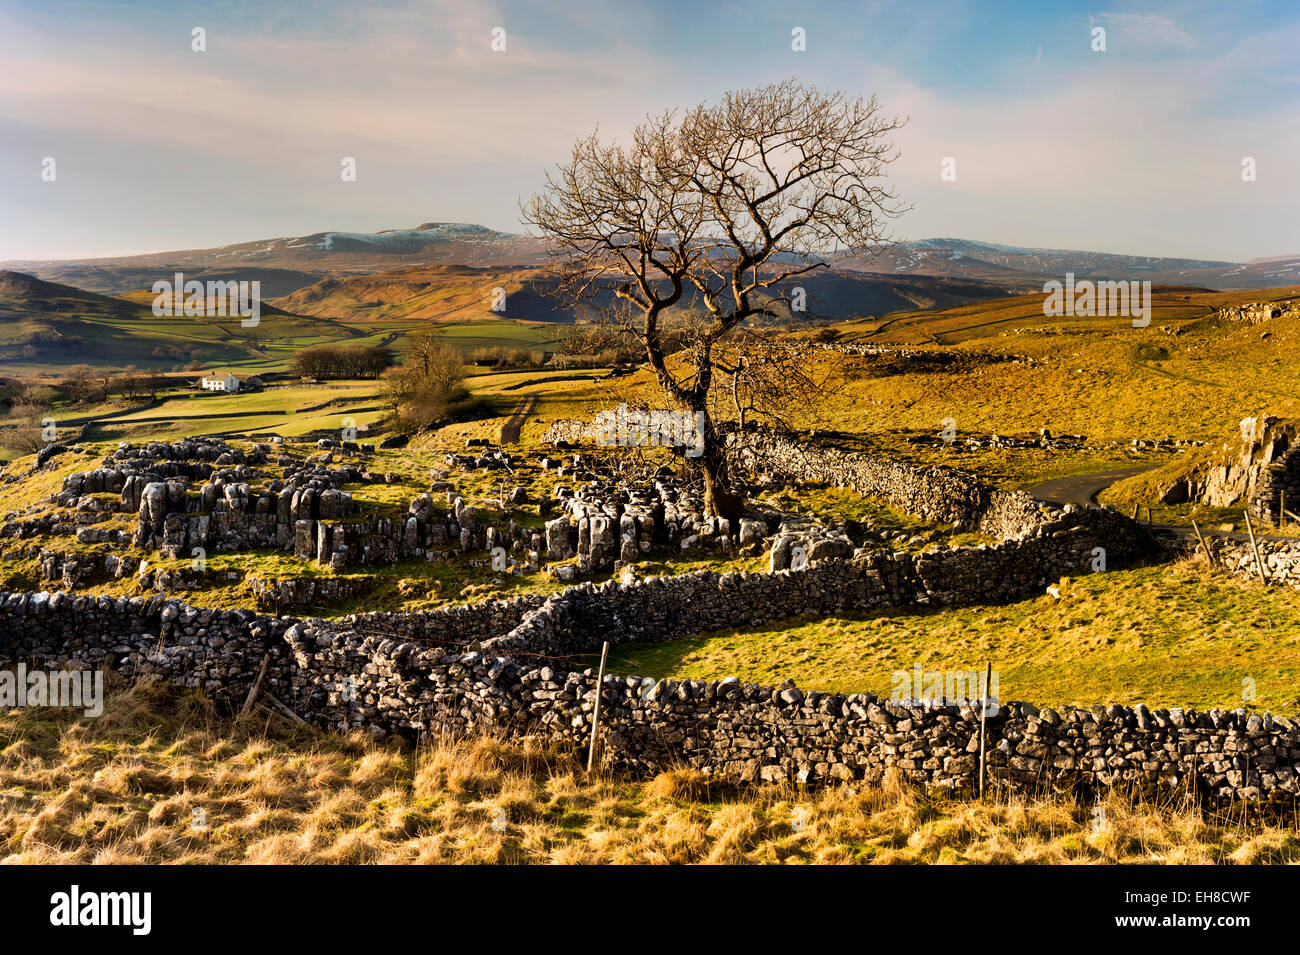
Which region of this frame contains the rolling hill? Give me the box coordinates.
[15,265,326,299]
[843,239,1300,290]
[0,223,548,290]
[817,283,1300,345]
[271,264,1031,325]
[0,271,356,372]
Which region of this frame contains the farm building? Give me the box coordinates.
[199,372,241,393]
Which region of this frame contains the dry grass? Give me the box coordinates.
[2,682,1297,864]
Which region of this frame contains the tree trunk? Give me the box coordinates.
[695,413,743,522]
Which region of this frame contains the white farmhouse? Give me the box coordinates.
[199,372,241,393]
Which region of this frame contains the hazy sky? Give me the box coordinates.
[1,0,1296,262]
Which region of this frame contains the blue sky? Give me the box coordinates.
[1,0,1296,261]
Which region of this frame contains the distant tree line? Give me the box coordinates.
[469,346,549,369]
[291,344,395,380]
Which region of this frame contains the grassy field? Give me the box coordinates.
[518,289,1300,491]
[3,683,1295,864]
[593,562,1300,716]
[0,382,392,458]
[105,384,383,420]
[812,289,1300,443]
[434,321,556,352]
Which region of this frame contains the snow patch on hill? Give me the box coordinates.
[316,224,518,251]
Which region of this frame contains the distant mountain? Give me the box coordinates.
[274,265,578,324]
[6,226,1296,295]
[842,239,1298,290]
[0,224,548,292]
[13,265,325,299]
[1202,255,1300,288]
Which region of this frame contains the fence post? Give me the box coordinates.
[1191,519,1215,568]
[978,661,992,799]
[587,641,609,773]
[1244,510,1269,585]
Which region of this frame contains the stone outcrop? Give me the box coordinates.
[768,521,852,571]
[1157,415,1299,525]
[1214,299,1300,325]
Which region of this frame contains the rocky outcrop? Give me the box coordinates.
[1157,415,1299,525]
[1215,299,1300,325]
[768,521,853,571]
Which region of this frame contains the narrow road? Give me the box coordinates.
[1029,465,1156,508]
[499,393,537,445]
[1029,465,1297,545]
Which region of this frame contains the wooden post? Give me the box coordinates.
[1130,503,1139,521]
[978,661,992,799]
[1244,510,1268,585]
[263,690,307,725]
[240,654,271,717]
[586,641,609,773]
[1191,519,1215,568]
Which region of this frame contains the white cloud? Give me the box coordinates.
[1091,12,1195,49]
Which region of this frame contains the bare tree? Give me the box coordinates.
[60,364,102,404]
[712,334,842,435]
[117,366,142,401]
[524,80,906,519]
[381,330,468,428]
[4,401,49,455]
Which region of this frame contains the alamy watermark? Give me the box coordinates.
[1043,273,1151,327]
[891,665,999,715]
[152,271,261,327]
[0,664,103,717]
[595,403,705,457]
[50,885,151,935]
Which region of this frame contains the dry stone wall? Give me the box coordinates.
[2,584,1297,802]
[1206,536,1300,590]
[733,431,1051,537]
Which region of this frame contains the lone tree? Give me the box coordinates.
[524,80,906,520]
[381,330,469,429]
